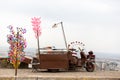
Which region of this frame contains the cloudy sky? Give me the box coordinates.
[0,0,120,54]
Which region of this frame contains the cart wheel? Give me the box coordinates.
[86,62,95,72]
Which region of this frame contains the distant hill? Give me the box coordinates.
[0,46,120,59]
[0,46,37,58]
[95,52,120,59]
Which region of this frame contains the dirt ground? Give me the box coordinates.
[0,69,120,78]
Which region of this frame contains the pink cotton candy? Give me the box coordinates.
[31,17,42,39]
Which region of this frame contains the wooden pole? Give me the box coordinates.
[15,31,19,76]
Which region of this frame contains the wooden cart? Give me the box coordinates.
[32,49,95,72]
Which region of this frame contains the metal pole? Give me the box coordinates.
[37,30,40,62]
[60,22,67,49]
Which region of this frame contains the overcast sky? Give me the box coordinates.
[0,0,120,54]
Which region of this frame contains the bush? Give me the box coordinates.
[0,59,13,68]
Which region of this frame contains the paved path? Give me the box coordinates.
[0,69,120,78]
